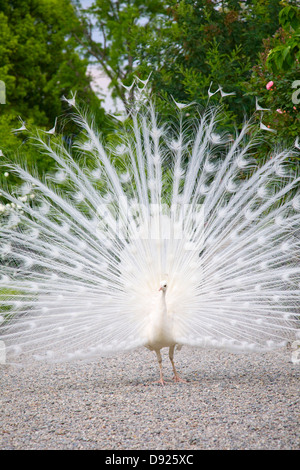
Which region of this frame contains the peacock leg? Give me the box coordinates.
[169,345,187,383]
[153,350,166,385]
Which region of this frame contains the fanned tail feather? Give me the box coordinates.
[0,99,299,363]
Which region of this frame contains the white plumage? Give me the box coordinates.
[0,98,299,384]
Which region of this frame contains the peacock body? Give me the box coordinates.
[0,96,299,383]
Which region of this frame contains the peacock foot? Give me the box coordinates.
[173,374,187,383]
[152,378,167,386]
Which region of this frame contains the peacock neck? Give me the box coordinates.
[159,290,168,317]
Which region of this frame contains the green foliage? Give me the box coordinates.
[0,0,98,123]
[267,4,300,72]
[0,288,22,320]
[247,7,300,158]
[140,0,284,122]
[75,0,165,110]
[0,0,109,186]
[0,0,299,202]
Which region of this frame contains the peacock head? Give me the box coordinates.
[159,280,167,292]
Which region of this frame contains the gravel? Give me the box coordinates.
[1,346,299,450]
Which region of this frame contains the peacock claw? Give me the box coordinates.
[173,375,187,383]
[152,378,167,386]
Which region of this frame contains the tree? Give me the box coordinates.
[141,0,286,122]
[0,0,107,182]
[0,0,107,127]
[246,3,300,155]
[267,4,300,73]
[74,0,288,124]
[73,0,166,111]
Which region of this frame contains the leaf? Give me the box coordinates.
[279,5,300,32]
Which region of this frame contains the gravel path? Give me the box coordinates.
[1,346,299,450]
